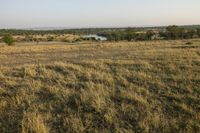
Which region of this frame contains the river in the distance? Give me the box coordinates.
[81,35,107,41]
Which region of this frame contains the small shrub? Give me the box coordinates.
[47,36,54,41]
[3,34,14,46]
[185,42,193,45]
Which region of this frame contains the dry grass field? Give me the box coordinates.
[0,40,200,132]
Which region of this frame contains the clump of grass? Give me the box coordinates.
[22,112,49,133]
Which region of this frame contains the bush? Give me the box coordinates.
[185,42,193,45]
[3,34,14,46]
[47,36,54,41]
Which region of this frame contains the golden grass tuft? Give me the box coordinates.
[22,112,49,133]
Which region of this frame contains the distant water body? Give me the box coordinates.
[82,35,107,41]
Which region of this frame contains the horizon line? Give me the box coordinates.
[0,24,200,31]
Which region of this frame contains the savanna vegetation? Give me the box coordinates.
[99,26,200,41]
[1,25,200,43]
[0,40,200,132]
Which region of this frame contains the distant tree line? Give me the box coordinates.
[98,25,200,41]
[0,25,200,42]
[159,25,200,40]
[0,28,124,36]
[98,29,156,41]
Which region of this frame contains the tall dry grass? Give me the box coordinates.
[0,40,200,132]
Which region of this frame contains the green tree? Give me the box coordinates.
[3,34,14,46]
[47,36,54,41]
[145,30,155,40]
[186,29,196,39]
[166,25,185,40]
[197,28,200,37]
[125,28,136,41]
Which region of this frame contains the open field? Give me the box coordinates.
[0,40,200,132]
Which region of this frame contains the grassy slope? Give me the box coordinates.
[0,40,200,132]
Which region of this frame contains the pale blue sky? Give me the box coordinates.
[0,0,200,28]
